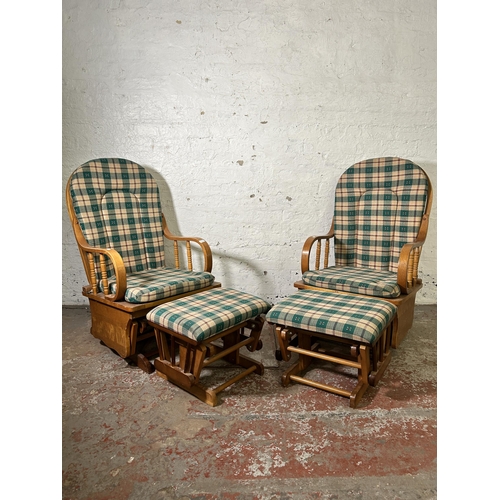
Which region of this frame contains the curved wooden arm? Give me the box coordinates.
[66,183,127,301]
[77,242,127,301]
[397,175,433,294]
[300,219,335,274]
[162,215,213,272]
[397,240,425,294]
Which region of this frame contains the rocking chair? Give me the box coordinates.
[66,158,221,372]
[294,157,433,348]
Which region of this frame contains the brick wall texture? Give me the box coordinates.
[62,0,437,305]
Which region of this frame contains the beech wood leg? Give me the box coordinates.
[275,326,391,408]
[151,318,265,406]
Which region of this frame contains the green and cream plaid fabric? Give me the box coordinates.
[68,158,166,278]
[69,158,215,303]
[302,266,400,298]
[266,290,397,344]
[147,288,272,342]
[105,267,215,304]
[333,157,429,273]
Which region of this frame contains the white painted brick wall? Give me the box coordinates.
[62,0,437,305]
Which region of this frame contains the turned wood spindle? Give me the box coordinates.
[407,249,415,289]
[412,246,421,285]
[87,253,98,295]
[324,239,330,269]
[315,240,322,270]
[186,241,193,271]
[99,254,109,295]
[174,240,180,269]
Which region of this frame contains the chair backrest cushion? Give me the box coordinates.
[334,157,429,273]
[68,158,166,277]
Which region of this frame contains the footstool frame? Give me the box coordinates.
[275,320,395,408]
[146,288,271,406]
[268,291,397,408]
[152,317,265,406]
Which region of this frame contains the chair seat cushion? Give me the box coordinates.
[302,266,400,298]
[146,288,272,342]
[266,290,397,344]
[105,267,216,304]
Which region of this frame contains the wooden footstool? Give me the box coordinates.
[146,288,272,406]
[266,290,397,408]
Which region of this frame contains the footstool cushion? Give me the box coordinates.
[266,290,397,345]
[146,288,272,406]
[266,290,397,408]
[147,288,271,341]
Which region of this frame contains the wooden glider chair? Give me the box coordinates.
[66,158,221,373]
[294,157,433,348]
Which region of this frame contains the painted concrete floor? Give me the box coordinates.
[62,305,437,500]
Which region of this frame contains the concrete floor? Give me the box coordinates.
[62,304,437,500]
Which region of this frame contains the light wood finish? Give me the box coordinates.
[83,283,222,358]
[273,317,395,408]
[162,215,212,273]
[66,171,218,373]
[99,254,110,295]
[287,345,362,369]
[151,316,266,406]
[297,175,432,348]
[300,218,335,276]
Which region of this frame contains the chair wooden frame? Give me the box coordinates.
[273,316,396,408]
[151,316,266,406]
[66,175,221,373]
[294,173,433,348]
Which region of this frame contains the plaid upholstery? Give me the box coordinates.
[302,266,400,298]
[68,158,165,278]
[68,158,215,304]
[105,267,215,304]
[147,288,272,342]
[266,290,397,344]
[333,157,429,273]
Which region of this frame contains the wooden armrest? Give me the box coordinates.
[397,181,432,294]
[162,215,213,272]
[397,241,425,294]
[300,229,335,274]
[78,243,127,301]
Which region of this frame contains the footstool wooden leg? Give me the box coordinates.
[280,329,314,386]
[368,324,393,386]
[154,358,219,407]
[282,359,303,387]
[350,345,370,408]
